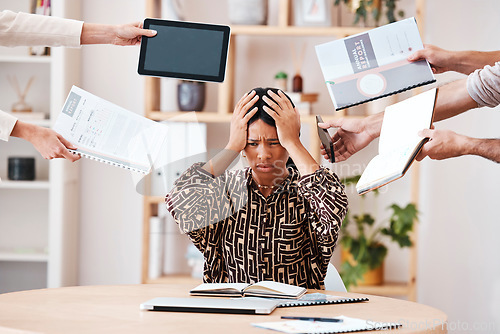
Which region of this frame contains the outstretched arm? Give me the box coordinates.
[81,22,157,46]
[416,129,500,163]
[318,112,383,162]
[10,121,80,162]
[318,79,478,162]
[408,44,500,75]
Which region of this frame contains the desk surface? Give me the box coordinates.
[0,284,447,334]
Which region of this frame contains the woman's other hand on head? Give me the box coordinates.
[226,91,259,152]
[262,90,300,149]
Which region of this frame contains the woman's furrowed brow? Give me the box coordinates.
[247,138,279,142]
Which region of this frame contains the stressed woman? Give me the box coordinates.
[166,88,348,289]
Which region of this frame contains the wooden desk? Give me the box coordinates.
[0,284,447,333]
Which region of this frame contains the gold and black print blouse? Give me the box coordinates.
[166,163,348,289]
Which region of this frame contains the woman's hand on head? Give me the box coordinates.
[262,90,301,149]
[225,91,259,152]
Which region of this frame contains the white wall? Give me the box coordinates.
[78,0,146,285]
[77,0,500,330]
[418,0,500,331]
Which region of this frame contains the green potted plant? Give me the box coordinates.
[274,71,288,91]
[339,175,418,289]
[334,0,405,26]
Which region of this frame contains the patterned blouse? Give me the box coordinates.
[166,162,348,289]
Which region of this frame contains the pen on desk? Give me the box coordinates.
[281,316,343,323]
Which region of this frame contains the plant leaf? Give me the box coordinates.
[366,244,387,269]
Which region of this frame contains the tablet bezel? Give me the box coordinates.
[138,18,231,83]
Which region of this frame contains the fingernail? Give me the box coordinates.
[151,30,157,35]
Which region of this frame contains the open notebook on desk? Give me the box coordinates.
[190,281,306,299]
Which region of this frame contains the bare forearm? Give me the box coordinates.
[80,23,117,44]
[433,79,478,122]
[468,138,500,163]
[364,112,384,139]
[450,50,500,74]
[284,142,319,176]
[10,120,35,141]
[201,149,239,177]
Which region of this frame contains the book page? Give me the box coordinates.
[53,86,168,174]
[357,88,436,194]
[245,281,306,296]
[379,88,437,154]
[190,283,249,293]
[356,145,417,193]
[315,17,434,109]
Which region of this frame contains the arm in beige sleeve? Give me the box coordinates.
[0,110,17,141]
[0,10,82,47]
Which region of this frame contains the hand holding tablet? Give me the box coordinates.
[138,19,230,82]
[316,115,335,163]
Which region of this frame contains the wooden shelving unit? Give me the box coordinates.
[142,0,425,302]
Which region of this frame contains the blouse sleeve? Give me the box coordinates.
[165,162,248,252]
[466,62,500,108]
[297,167,348,264]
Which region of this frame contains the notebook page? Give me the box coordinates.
[378,88,437,155]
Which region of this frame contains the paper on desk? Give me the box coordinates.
[252,315,401,333]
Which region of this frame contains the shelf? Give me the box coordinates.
[147,111,363,123]
[231,25,369,37]
[348,282,410,296]
[0,55,52,64]
[0,180,50,190]
[0,251,49,262]
[148,111,233,123]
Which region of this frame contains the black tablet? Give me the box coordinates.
[138,19,230,82]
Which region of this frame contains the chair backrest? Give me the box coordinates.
[324,263,346,292]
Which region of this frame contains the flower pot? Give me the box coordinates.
[341,248,384,286]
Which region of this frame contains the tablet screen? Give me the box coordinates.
[138,19,230,82]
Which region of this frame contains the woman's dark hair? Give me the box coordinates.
[246,87,296,169]
[247,87,295,127]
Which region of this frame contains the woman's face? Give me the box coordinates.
[243,119,289,181]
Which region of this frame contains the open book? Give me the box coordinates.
[53,86,168,174]
[315,17,435,110]
[356,88,438,195]
[190,281,307,299]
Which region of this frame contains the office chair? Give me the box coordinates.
[324,263,347,292]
